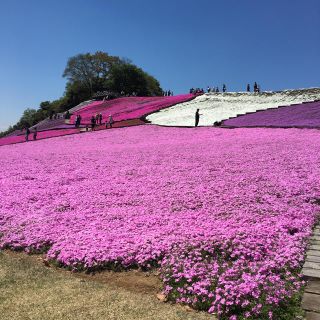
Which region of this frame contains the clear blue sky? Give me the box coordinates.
[0,0,319,131]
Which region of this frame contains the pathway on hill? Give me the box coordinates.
[302,225,320,320]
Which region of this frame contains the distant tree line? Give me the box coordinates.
[1,51,163,136]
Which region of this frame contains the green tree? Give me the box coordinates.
[107,63,162,96]
[63,51,123,96]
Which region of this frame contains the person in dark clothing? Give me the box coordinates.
[222,84,226,92]
[33,127,37,140]
[254,82,258,92]
[75,115,79,128]
[195,109,202,127]
[247,84,250,92]
[25,127,30,141]
[65,110,70,119]
[99,113,103,125]
[91,115,96,131]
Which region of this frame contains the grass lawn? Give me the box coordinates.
[0,250,212,320]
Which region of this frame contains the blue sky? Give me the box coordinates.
[0,0,319,131]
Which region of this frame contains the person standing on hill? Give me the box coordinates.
[247,84,250,92]
[222,84,226,92]
[195,109,202,127]
[107,114,114,128]
[99,113,103,125]
[91,115,96,131]
[33,127,37,140]
[25,127,30,141]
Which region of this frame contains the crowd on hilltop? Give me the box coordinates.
[163,90,174,96]
[190,82,262,94]
[190,88,205,94]
[206,84,227,93]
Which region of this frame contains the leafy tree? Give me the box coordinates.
[106,63,162,96]
[18,108,38,128]
[40,101,51,110]
[63,51,162,98]
[63,51,123,95]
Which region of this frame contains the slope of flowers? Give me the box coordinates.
[1,126,320,319]
[146,88,320,126]
[70,94,194,124]
[0,128,80,147]
[223,101,320,128]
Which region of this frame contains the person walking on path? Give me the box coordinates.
[99,113,103,125]
[33,127,37,140]
[195,109,202,127]
[25,127,30,141]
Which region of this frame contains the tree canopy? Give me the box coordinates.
[63,51,162,99]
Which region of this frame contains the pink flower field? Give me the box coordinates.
[1,126,320,319]
[0,128,80,147]
[70,94,194,124]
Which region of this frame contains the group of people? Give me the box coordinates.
[89,113,114,131]
[207,84,227,93]
[191,83,262,94]
[49,112,61,120]
[75,114,82,128]
[190,88,205,94]
[25,127,37,141]
[163,90,173,96]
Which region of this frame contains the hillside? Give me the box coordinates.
[146,88,320,126]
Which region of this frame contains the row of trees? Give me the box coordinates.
[1,51,163,136]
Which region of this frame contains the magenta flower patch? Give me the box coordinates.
[223,101,320,128]
[70,94,194,124]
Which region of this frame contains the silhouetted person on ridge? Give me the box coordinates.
[254,82,258,92]
[222,84,226,92]
[247,84,251,92]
